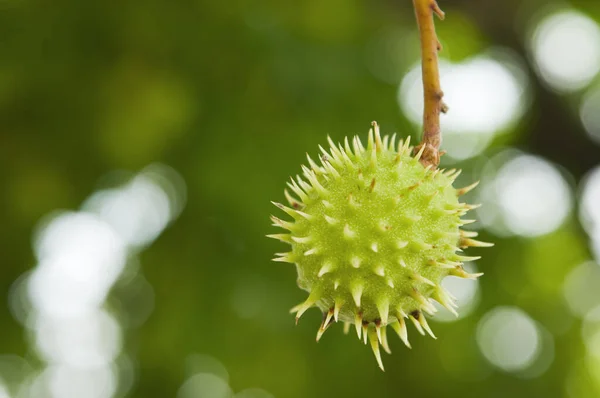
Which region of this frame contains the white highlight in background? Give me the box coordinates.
[478,153,571,237]
[33,309,121,368]
[0,381,10,398]
[399,54,525,160]
[580,86,600,146]
[530,10,600,93]
[579,166,600,261]
[477,307,541,373]
[46,365,117,398]
[29,213,126,318]
[83,164,186,249]
[16,163,186,397]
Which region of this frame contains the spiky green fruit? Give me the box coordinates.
[269,122,492,370]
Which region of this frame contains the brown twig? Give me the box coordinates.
[412,0,447,168]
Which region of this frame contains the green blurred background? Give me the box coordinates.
[2,0,600,397]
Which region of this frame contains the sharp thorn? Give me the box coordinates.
[449,266,484,279]
[412,273,436,286]
[377,298,389,325]
[272,256,294,263]
[266,234,292,243]
[374,265,385,276]
[306,153,323,174]
[372,121,383,152]
[334,299,344,322]
[351,283,363,307]
[454,255,481,262]
[304,248,318,256]
[324,214,339,225]
[397,240,408,249]
[433,289,458,317]
[414,145,426,161]
[291,235,312,243]
[284,189,302,209]
[344,224,356,239]
[459,238,494,248]
[419,316,436,339]
[457,181,479,196]
[270,215,295,231]
[389,133,397,151]
[292,288,321,323]
[316,308,335,342]
[355,312,363,340]
[391,316,411,349]
[287,178,308,202]
[409,311,425,336]
[460,230,479,238]
[375,320,383,343]
[317,262,333,277]
[380,326,392,354]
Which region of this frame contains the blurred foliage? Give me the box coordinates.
[1,0,600,397]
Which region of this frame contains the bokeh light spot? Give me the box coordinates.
[29,213,127,318]
[13,164,186,397]
[83,176,170,248]
[530,10,600,92]
[580,86,600,146]
[32,309,122,368]
[477,307,542,373]
[579,166,600,261]
[177,373,232,398]
[399,54,526,160]
[46,364,117,398]
[479,152,571,237]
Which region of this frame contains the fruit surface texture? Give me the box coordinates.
[269,122,491,370]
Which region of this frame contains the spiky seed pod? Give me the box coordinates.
[268,122,492,371]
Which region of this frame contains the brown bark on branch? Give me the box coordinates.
[412,0,446,168]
